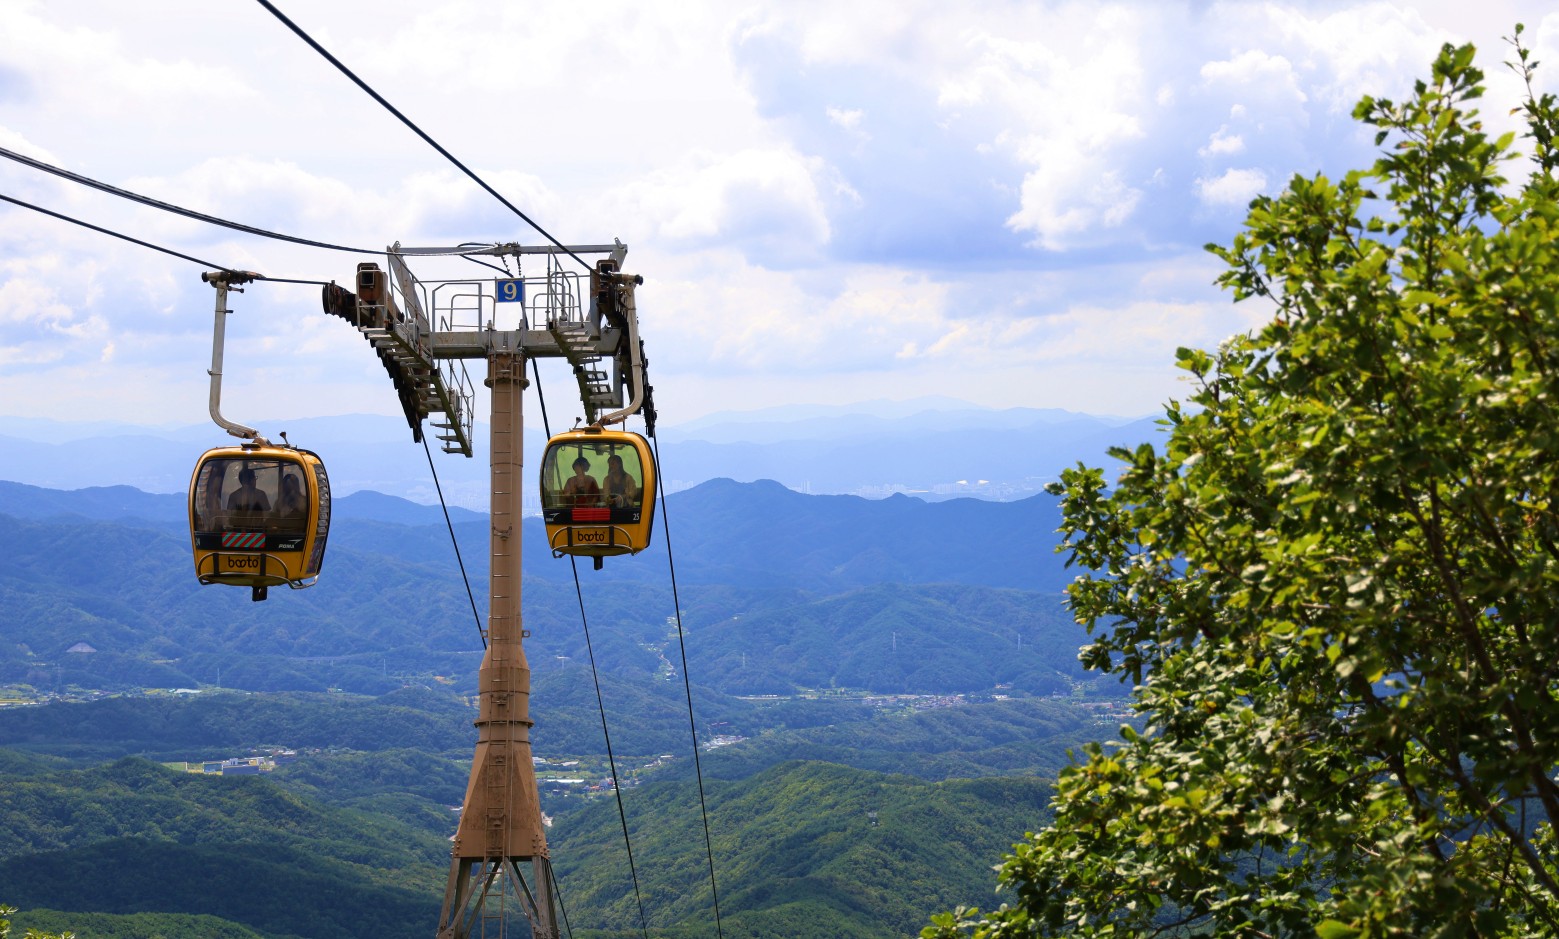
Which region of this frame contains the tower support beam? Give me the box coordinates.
[437,351,557,939]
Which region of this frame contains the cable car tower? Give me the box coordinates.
[317,240,654,939]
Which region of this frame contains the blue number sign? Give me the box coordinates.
[496,279,525,303]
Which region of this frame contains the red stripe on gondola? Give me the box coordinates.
[222,531,266,549]
[572,508,611,522]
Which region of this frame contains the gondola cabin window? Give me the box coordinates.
[542,444,644,512]
[193,458,311,534]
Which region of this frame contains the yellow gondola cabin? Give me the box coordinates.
[541,428,655,564]
[188,443,332,601]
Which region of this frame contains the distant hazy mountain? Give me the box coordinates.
[0,480,483,527]
[666,396,1140,442]
[0,477,1098,699]
[0,415,502,509]
[0,475,1071,591]
[0,397,1158,503]
[583,477,1074,591]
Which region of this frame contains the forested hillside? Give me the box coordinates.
[0,478,1105,937]
[0,745,1068,939]
[550,762,1055,939]
[0,758,446,939]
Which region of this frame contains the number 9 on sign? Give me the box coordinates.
[496,279,525,303]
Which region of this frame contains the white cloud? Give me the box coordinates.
[601,149,834,251]
[0,3,255,124]
[116,157,564,254]
[125,158,364,243]
[1018,289,1272,373]
[0,128,57,164]
[1195,168,1269,206]
[1,1,1552,428]
[826,107,864,131]
[639,242,1257,391]
[731,2,1172,251]
[741,2,921,68]
[944,6,1156,249]
[1251,2,1447,111]
[1200,126,1245,157]
[0,273,74,327]
[0,260,112,369]
[394,169,562,241]
[1009,161,1143,249]
[1200,50,1308,105]
[642,249,951,374]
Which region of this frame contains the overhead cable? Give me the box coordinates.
[1,191,228,271]
[0,191,331,286]
[0,145,485,259]
[460,254,513,278]
[653,432,727,939]
[0,144,379,254]
[533,359,653,938]
[549,866,576,939]
[568,554,652,939]
[422,436,487,649]
[255,0,592,271]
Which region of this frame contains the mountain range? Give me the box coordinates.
[0,398,1158,505]
[0,455,1125,938]
[0,476,1106,701]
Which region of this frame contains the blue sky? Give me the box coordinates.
[1,0,1555,433]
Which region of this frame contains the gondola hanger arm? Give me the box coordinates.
[202,271,269,445]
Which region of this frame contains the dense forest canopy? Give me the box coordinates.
[930,33,1559,938]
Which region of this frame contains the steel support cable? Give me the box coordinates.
[651,433,727,939]
[0,144,379,253]
[461,254,513,278]
[248,275,336,286]
[531,358,651,939]
[463,247,515,280]
[0,145,498,262]
[549,864,575,939]
[531,359,581,939]
[423,436,486,649]
[0,191,227,269]
[254,0,592,272]
[569,554,651,939]
[9,189,488,677]
[0,191,340,286]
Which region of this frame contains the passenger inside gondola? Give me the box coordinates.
[561,456,601,506]
[227,466,272,514]
[202,475,225,525]
[278,472,307,518]
[603,454,638,508]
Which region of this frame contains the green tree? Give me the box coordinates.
[929,31,1559,939]
[0,905,71,939]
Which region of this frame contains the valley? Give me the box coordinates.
[0,475,1121,938]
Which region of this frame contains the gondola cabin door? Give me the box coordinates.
[541,429,656,562]
[188,445,332,600]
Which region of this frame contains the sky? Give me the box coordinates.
[1,0,1556,436]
